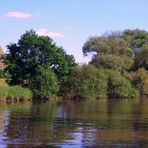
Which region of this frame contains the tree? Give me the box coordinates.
[135,44,148,70]
[123,29,148,53]
[63,65,108,98]
[29,66,59,99]
[106,70,139,98]
[0,46,4,71]
[4,30,76,86]
[83,32,134,72]
[132,68,148,96]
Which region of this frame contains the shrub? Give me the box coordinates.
[63,65,108,99]
[135,45,148,70]
[106,70,139,98]
[29,66,59,99]
[132,68,148,96]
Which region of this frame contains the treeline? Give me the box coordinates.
[1,29,148,99]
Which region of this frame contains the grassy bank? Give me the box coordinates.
[0,78,8,87]
[0,79,32,99]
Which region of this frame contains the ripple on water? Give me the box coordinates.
[0,99,148,147]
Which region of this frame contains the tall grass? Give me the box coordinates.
[0,78,32,98]
[0,78,8,87]
[0,86,32,98]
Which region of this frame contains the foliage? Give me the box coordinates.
[4,30,76,86]
[0,86,32,98]
[82,29,148,97]
[2,29,148,99]
[132,68,148,96]
[0,71,10,78]
[29,66,59,99]
[123,29,148,71]
[123,29,148,53]
[83,32,134,72]
[0,46,5,72]
[106,70,139,98]
[135,44,148,70]
[63,65,108,98]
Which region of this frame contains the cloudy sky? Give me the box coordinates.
[0,0,148,63]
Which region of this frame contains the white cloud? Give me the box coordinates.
[5,11,33,18]
[36,28,65,38]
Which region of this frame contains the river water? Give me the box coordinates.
[0,98,148,148]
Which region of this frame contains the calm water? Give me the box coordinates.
[0,98,148,148]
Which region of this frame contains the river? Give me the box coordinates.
[0,98,148,147]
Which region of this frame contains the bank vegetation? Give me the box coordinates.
[0,29,148,100]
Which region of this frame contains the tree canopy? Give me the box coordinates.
[2,29,148,99]
[135,44,148,70]
[123,29,148,53]
[4,30,76,86]
[83,32,135,72]
[82,29,148,97]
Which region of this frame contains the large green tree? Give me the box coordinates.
[4,30,76,86]
[82,32,134,72]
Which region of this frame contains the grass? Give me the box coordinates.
[0,78,8,87]
[0,78,32,98]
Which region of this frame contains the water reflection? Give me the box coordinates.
[0,98,148,147]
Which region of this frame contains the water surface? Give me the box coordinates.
[0,98,148,147]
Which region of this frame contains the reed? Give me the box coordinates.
[0,86,32,99]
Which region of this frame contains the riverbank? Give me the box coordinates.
[0,78,32,102]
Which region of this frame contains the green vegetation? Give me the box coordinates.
[4,30,76,86]
[82,29,148,98]
[106,70,138,98]
[83,32,135,72]
[63,65,108,99]
[0,29,148,100]
[0,85,32,99]
[3,30,75,99]
[0,79,32,99]
[132,68,148,96]
[0,47,4,70]
[135,44,148,70]
[29,65,59,99]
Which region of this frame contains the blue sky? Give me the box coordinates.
[0,0,148,63]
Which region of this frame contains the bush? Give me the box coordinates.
[29,66,59,99]
[63,65,108,99]
[0,71,10,78]
[106,70,139,98]
[132,68,148,96]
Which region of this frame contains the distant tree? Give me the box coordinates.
[83,32,134,72]
[4,30,76,86]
